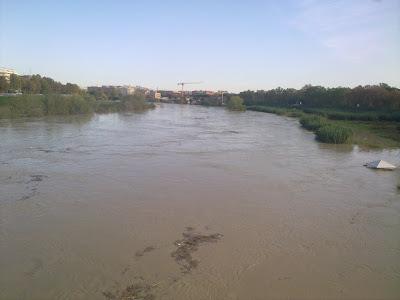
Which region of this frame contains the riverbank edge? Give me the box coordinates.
[0,94,156,119]
[247,105,400,149]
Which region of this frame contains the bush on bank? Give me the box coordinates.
[226,96,246,111]
[44,94,95,115]
[120,93,155,111]
[299,115,327,131]
[8,94,46,117]
[300,115,352,144]
[316,124,352,144]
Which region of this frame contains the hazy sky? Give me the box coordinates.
[1,0,399,92]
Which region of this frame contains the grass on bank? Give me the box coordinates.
[299,115,352,144]
[248,105,400,148]
[299,115,327,131]
[302,108,400,122]
[316,124,352,144]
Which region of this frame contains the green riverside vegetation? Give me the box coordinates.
[0,74,154,119]
[299,115,327,131]
[316,125,353,144]
[226,96,246,111]
[248,106,400,148]
[243,84,400,148]
[299,115,352,144]
[0,93,154,118]
[240,84,400,111]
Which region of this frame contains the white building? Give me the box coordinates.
[0,68,18,81]
[125,85,136,95]
[118,85,136,96]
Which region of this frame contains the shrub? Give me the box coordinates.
[68,95,93,114]
[226,96,246,111]
[299,115,327,131]
[44,94,94,115]
[95,101,121,113]
[121,93,149,111]
[316,124,352,144]
[9,94,45,117]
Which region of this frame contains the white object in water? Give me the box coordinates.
[364,160,396,170]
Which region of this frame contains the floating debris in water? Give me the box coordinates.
[135,246,156,258]
[30,174,47,182]
[171,228,223,273]
[103,277,156,300]
[24,258,43,277]
[17,174,48,201]
[104,227,222,299]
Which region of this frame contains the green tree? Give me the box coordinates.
[0,77,10,92]
[226,95,246,111]
[9,74,21,92]
[64,83,80,94]
[121,92,147,111]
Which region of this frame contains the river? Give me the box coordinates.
[1,104,399,299]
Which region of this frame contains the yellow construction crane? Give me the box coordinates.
[177,81,202,98]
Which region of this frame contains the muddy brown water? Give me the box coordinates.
[1,104,399,299]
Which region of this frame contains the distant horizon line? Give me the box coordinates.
[2,67,399,92]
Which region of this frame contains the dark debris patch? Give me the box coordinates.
[29,175,48,182]
[17,174,48,201]
[103,277,155,300]
[171,228,223,273]
[104,227,222,299]
[135,246,156,258]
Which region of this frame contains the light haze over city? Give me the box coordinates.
[1,0,399,91]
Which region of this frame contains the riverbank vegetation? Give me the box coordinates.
[243,84,400,148]
[0,74,81,94]
[0,94,93,118]
[0,93,154,119]
[226,96,246,111]
[240,84,400,111]
[248,106,400,148]
[299,115,352,144]
[0,74,154,119]
[316,125,353,144]
[299,115,327,131]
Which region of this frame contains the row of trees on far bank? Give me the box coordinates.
[240,84,400,111]
[0,73,156,118]
[87,86,127,101]
[0,93,154,119]
[0,74,81,95]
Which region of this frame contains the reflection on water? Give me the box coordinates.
[317,142,354,153]
[1,104,399,300]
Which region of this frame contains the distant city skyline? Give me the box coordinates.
[1,0,399,92]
